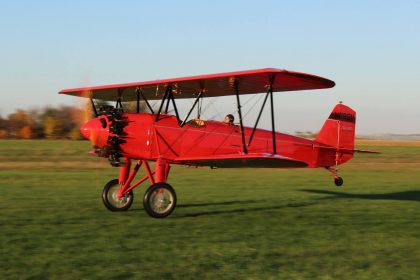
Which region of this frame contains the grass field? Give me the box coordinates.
[1,140,420,279]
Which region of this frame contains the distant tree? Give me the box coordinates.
[1,102,148,140]
[43,116,60,139]
[19,126,32,139]
[8,110,29,138]
[42,107,69,138]
[26,108,43,138]
[57,106,78,134]
[0,116,9,138]
[68,126,83,140]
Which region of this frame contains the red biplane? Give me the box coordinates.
[59,68,373,218]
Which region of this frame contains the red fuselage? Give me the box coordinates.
[81,113,352,168]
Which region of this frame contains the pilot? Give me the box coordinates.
[224,114,234,125]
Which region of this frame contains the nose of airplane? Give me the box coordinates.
[80,118,103,144]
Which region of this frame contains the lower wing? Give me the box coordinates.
[173,153,308,168]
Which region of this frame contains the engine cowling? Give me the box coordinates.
[80,106,128,167]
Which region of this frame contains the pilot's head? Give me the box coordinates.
[224,114,234,124]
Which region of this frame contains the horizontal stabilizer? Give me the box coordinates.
[342,148,379,154]
[317,145,379,155]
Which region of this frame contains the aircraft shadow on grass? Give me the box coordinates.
[173,190,420,218]
[299,189,420,202]
[177,200,263,208]
[132,191,420,218]
[174,199,318,218]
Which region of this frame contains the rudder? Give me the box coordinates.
[316,103,356,150]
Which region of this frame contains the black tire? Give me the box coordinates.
[334,177,344,187]
[143,183,177,218]
[102,179,134,211]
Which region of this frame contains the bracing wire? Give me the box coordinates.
[147,92,265,123]
[200,97,222,120]
[242,93,265,118]
[224,93,265,123]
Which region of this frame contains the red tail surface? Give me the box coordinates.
[316,103,356,150]
[316,103,357,166]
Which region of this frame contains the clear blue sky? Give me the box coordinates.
[1,0,419,134]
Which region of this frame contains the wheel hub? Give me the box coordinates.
[152,191,172,212]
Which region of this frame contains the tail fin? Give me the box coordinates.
[316,103,356,150]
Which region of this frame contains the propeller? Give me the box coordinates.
[75,78,129,167]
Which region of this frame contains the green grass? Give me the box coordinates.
[1,140,420,279]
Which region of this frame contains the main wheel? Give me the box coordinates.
[334,177,344,187]
[102,179,134,211]
[143,183,177,218]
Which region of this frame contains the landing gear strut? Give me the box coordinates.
[326,167,344,187]
[101,158,177,218]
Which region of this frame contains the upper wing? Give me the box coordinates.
[173,153,308,168]
[59,68,335,101]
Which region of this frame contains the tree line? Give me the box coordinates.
[0,105,90,140]
[0,101,144,140]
